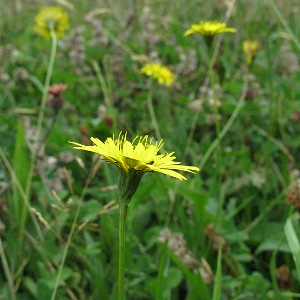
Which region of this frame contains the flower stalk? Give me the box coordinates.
[23,29,58,250]
[70,133,200,298]
[25,29,58,204]
[118,198,128,300]
[146,85,162,143]
[117,169,144,299]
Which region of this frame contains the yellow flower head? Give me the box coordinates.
[184,20,236,37]
[70,133,199,181]
[242,40,260,65]
[34,6,69,39]
[140,63,175,87]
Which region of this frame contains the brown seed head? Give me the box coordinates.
[78,124,90,136]
[276,265,291,290]
[285,179,300,209]
[245,89,255,101]
[0,198,5,209]
[291,111,300,123]
[104,115,114,129]
[47,84,67,112]
[48,84,68,96]
[205,224,227,254]
[47,95,64,112]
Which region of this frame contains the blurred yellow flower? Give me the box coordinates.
[34,6,69,39]
[184,20,236,37]
[70,133,199,181]
[140,63,175,87]
[242,40,260,65]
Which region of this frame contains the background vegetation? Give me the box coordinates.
[1,0,300,299]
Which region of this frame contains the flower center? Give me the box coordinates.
[123,156,141,168]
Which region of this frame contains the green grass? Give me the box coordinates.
[1,0,300,299]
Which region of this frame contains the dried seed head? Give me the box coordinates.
[276,265,291,290]
[205,224,227,254]
[0,72,11,87]
[0,198,5,209]
[0,218,5,233]
[47,84,67,112]
[59,151,75,163]
[285,179,300,209]
[159,228,214,284]
[64,27,87,75]
[176,46,197,77]
[77,124,92,146]
[14,67,29,81]
[78,124,90,136]
[139,6,162,49]
[280,42,299,75]
[88,18,109,46]
[205,113,221,126]
[291,111,300,123]
[159,228,189,257]
[47,96,64,112]
[48,84,68,96]
[96,104,107,119]
[103,115,114,129]
[245,89,255,101]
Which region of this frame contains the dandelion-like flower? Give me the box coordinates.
[140,63,175,87]
[242,40,260,65]
[70,133,199,299]
[184,20,236,37]
[70,133,199,200]
[34,6,69,39]
[70,133,198,180]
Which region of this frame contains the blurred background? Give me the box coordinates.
[1,0,300,299]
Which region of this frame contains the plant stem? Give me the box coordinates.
[23,29,58,239]
[27,30,57,188]
[10,31,58,268]
[50,160,99,300]
[147,86,162,142]
[268,0,300,52]
[0,238,16,300]
[118,200,128,300]
[92,60,117,131]
[199,79,248,170]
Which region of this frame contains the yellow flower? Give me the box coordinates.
[70,133,199,181]
[34,6,69,39]
[242,40,260,65]
[140,63,175,87]
[184,20,236,37]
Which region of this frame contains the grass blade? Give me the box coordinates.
[212,245,222,300]
[284,213,300,281]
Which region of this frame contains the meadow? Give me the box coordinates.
[1,0,300,299]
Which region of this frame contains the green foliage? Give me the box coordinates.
[10,120,31,269]
[285,213,300,281]
[1,0,300,299]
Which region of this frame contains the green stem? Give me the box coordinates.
[268,0,300,52]
[50,199,83,300]
[199,79,248,170]
[147,86,162,142]
[92,60,117,132]
[9,29,57,292]
[0,238,16,300]
[24,29,58,238]
[205,40,223,146]
[118,201,128,300]
[14,31,57,254]
[50,162,97,300]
